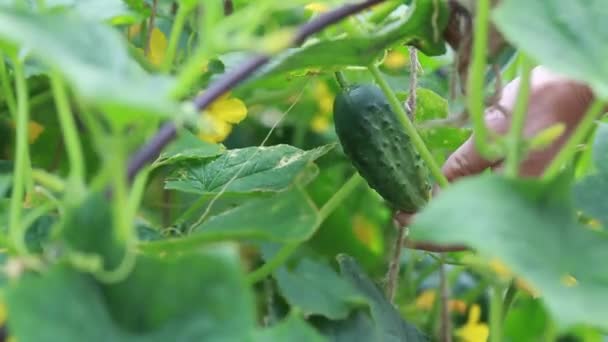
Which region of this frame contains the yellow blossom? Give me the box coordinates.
[488,258,512,280]
[455,304,489,342]
[305,3,329,13]
[561,274,577,287]
[352,214,382,253]
[10,120,44,144]
[147,27,167,66]
[0,301,6,325]
[414,289,436,310]
[208,93,248,124]
[310,116,330,133]
[414,289,468,314]
[384,50,409,70]
[198,92,247,143]
[127,23,141,40]
[310,80,335,133]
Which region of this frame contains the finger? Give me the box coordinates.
[441,108,509,183]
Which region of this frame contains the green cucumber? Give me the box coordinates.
[333,83,431,213]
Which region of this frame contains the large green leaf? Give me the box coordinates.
[413,88,470,155]
[152,130,225,169]
[574,123,608,225]
[275,258,367,320]
[164,144,334,195]
[337,255,428,342]
[315,311,378,342]
[493,0,608,98]
[6,265,124,341]
[0,7,177,127]
[409,174,608,329]
[58,191,125,270]
[102,249,256,341]
[254,312,327,342]
[6,246,256,342]
[140,188,320,253]
[248,0,449,83]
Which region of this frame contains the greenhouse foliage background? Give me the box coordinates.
[0,0,607,341]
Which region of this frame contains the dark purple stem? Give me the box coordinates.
[127,0,385,182]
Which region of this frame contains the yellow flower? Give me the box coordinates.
[9,120,44,144]
[147,27,167,66]
[305,3,329,14]
[415,289,436,310]
[414,289,468,314]
[310,116,329,133]
[352,214,382,254]
[489,258,512,280]
[384,50,409,70]
[208,93,248,124]
[455,304,489,342]
[198,92,247,143]
[0,300,6,325]
[310,80,335,133]
[127,23,141,40]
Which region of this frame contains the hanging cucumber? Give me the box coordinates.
[333,83,431,213]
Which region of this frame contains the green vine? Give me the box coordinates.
[368,64,449,188]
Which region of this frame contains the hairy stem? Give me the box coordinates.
[144,0,159,56]
[490,284,504,342]
[334,71,349,89]
[502,280,518,320]
[543,99,606,179]
[0,57,16,119]
[50,70,85,184]
[247,173,363,284]
[162,3,192,73]
[467,0,501,160]
[385,224,407,302]
[503,56,533,177]
[9,60,30,254]
[368,64,449,188]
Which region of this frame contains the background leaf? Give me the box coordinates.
[275,258,367,320]
[410,174,608,330]
[493,0,608,98]
[164,144,334,195]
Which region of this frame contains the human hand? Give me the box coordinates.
[442,66,594,182]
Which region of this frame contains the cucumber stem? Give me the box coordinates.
[467,0,502,160]
[51,70,86,185]
[334,71,349,89]
[368,64,450,188]
[503,56,533,177]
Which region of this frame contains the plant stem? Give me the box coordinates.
[543,99,606,180]
[247,173,363,284]
[0,57,16,119]
[467,0,501,160]
[50,70,85,185]
[318,173,363,221]
[162,4,191,73]
[490,285,504,342]
[368,64,449,188]
[502,280,518,319]
[144,0,159,56]
[503,56,533,177]
[385,224,407,302]
[334,71,349,89]
[9,60,30,255]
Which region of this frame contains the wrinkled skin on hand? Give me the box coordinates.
[396,66,596,231]
[442,66,594,181]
